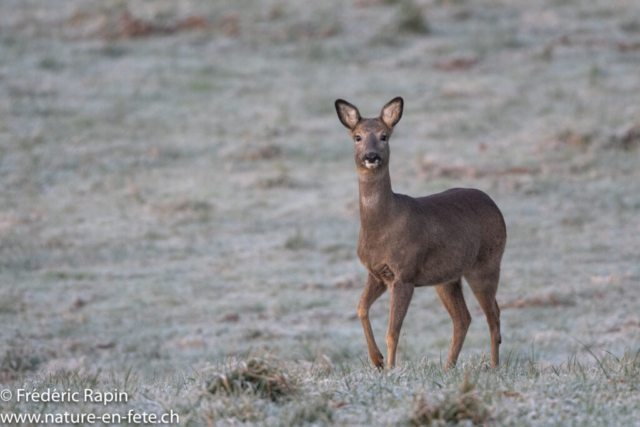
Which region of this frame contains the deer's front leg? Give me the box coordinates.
[386,280,414,367]
[358,274,387,368]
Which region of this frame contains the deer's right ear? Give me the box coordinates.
[335,99,361,131]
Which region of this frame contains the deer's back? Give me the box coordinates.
[415,188,505,238]
[416,187,505,250]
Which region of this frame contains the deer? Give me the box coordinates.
[334,97,507,369]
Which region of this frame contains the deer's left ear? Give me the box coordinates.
[380,97,404,129]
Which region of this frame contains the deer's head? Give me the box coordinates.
[335,97,403,174]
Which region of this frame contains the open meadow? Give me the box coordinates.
[1,0,639,425]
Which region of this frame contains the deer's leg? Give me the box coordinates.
[386,280,414,367]
[358,274,387,368]
[465,268,501,368]
[435,279,472,369]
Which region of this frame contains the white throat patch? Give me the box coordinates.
[361,193,381,209]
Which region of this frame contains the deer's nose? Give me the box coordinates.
[363,153,381,163]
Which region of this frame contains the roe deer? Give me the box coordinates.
[335,97,507,369]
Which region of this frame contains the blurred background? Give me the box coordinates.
[0,0,639,379]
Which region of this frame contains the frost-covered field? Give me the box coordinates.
[0,0,639,425]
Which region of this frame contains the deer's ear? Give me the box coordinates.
[380,97,403,129]
[335,99,361,130]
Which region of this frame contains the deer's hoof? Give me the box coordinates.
[371,353,384,369]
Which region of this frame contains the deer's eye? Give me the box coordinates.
[381,135,387,141]
[355,135,361,142]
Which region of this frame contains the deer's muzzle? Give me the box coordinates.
[363,153,382,170]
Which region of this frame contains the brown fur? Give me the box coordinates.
[335,97,507,369]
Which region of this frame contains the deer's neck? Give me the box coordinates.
[358,169,395,229]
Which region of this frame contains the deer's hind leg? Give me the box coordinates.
[435,279,472,369]
[465,265,501,368]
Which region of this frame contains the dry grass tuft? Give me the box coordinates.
[396,0,430,34]
[537,129,595,151]
[434,57,479,72]
[206,356,296,401]
[409,373,490,426]
[287,20,342,40]
[335,278,359,289]
[64,8,222,40]
[0,340,45,381]
[102,11,211,40]
[501,293,574,310]
[607,124,640,151]
[284,229,313,250]
[417,156,541,182]
[243,144,283,161]
[417,156,479,180]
